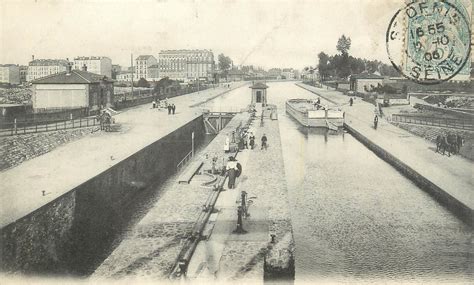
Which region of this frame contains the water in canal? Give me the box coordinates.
[212,82,472,283]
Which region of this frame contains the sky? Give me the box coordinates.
[1,0,409,69]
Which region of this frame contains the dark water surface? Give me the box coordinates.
[216,81,472,283]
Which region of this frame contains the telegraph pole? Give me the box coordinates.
[131,53,134,100]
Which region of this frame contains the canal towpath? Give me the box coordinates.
[0,82,248,228]
[186,107,295,283]
[296,82,473,224]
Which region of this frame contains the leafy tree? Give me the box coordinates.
[336,34,351,56]
[218,54,232,79]
[317,52,330,81]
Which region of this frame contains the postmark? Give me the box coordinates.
[386,0,471,85]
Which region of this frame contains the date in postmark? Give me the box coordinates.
[386,0,471,85]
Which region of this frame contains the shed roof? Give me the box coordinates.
[249,82,269,89]
[31,70,112,84]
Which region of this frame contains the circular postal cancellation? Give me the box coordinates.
[386,0,472,85]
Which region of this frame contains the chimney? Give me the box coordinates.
[32,55,35,61]
[66,62,72,74]
[82,64,87,71]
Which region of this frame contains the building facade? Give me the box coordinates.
[148,65,160,81]
[135,55,157,80]
[19,66,28,83]
[27,59,69,82]
[116,71,133,82]
[282,68,296,80]
[158,49,215,81]
[74,56,112,78]
[0,64,20,85]
[31,66,114,113]
[111,64,122,79]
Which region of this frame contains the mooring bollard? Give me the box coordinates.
[233,206,247,234]
[241,191,247,217]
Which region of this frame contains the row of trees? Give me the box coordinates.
[308,35,399,81]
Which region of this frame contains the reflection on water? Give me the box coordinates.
[272,82,473,283]
[209,81,472,282]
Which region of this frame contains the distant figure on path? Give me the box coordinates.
[167,104,172,115]
[224,134,230,153]
[316,97,321,105]
[249,133,255,150]
[226,156,238,189]
[373,115,378,130]
[261,134,268,150]
[172,104,176,114]
[349,97,353,106]
[152,100,156,109]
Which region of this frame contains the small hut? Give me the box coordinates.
[249,82,269,107]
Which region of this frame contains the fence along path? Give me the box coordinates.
[0,116,100,137]
[391,114,474,131]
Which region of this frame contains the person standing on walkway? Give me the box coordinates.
[224,134,230,153]
[167,104,172,115]
[249,132,255,150]
[349,97,353,106]
[261,134,268,150]
[226,156,238,189]
[374,115,378,130]
[172,104,176,114]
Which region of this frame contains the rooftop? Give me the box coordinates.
[136,55,156,60]
[249,82,269,89]
[159,49,212,54]
[28,59,69,67]
[74,56,111,61]
[31,70,113,84]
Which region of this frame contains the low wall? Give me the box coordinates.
[0,115,207,275]
[344,123,473,226]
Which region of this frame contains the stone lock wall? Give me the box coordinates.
[0,115,206,275]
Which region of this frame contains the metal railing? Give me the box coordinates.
[177,150,194,171]
[392,114,474,130]
[0,116,100,136]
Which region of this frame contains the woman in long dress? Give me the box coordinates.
[224,135,230,153]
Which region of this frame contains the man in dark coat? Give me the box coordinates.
[261,134,268,150]
[226,156,238,189]
[167,104,172,115]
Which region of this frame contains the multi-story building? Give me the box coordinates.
[73,56,112,78]
[0,64,20,85]
[19,65,28,83]
[158,49,215,81]
[27,58,69,82]
[135,55,157,80]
